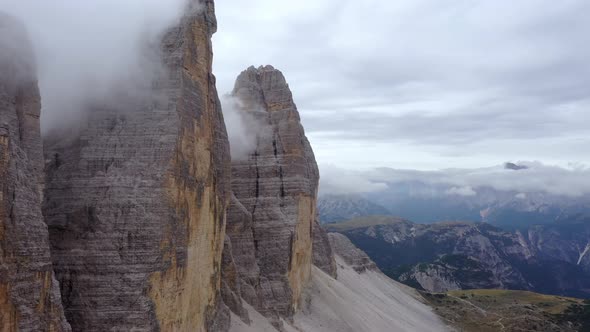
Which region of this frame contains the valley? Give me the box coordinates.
[328,216,590,298]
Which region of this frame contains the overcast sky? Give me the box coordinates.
[213,0,590,171]
[2,0,589,195]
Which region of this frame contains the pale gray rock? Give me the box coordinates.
[0,13,70,332]
[223,65,319,323]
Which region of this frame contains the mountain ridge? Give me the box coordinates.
[329,215,590,298]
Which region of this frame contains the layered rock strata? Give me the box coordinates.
[0,13,70,332]
[223,66,320,321]
[42,1,231,331]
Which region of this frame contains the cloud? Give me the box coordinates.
[221,95,267,161]
[446,186,477,197]
[0,0,188,134]
[0,13,36,86]
[321,162,590,197]
[319,165,388,195]
[214,0,590,169]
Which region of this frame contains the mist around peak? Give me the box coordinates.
[0,0,192,134]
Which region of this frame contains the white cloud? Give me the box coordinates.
[0,0,188,133]
[446,186,476,197]
[319,165,388,195]
[322,162,590,197]
[221,95,267,161]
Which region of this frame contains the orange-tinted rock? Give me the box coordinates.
[42,1,231,331]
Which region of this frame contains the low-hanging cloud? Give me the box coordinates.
[319,165,388,195]
[0,0,189,133]
[446,186,476,197]
[321,162,590,198]
[0,12,36,87]
[221,95,267,161]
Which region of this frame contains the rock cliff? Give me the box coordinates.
[223,66,320,323]
[0,13,70,332]
[42,1,231,331]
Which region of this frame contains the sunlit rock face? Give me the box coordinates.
[222,65,320,324]
[0,13,71,332]
[42,1,231,331]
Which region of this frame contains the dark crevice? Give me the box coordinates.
[272,139,278,158]
[54,153,62,168]
[252,149,260,216]
[287,232,294,269]
[279,166,285,199]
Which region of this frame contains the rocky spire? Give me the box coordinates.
[0,13,71,332]
[42,1,231,330]
[223,65,320,324]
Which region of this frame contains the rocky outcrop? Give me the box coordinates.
[312,220,337,278]
[223,66,319,322]
[328,233,378,273]
[42,1,231,331]
[0,14,70,332]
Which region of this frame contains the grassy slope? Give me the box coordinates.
[423,289,588,332]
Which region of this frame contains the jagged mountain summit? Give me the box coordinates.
[222,65,320,326]
[218,66,449,331]
[0,13,70,331]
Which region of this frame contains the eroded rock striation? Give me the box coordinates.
[0,13,70,332]
[223,66,320,322]
[42,1,231,331]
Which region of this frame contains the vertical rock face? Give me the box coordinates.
[43,1,231,331]
[0,13,70,332]
[224,66,320,320]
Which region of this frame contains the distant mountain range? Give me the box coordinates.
[318,194,393,224]
[319,182,590,230]
[327,216,590,298]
